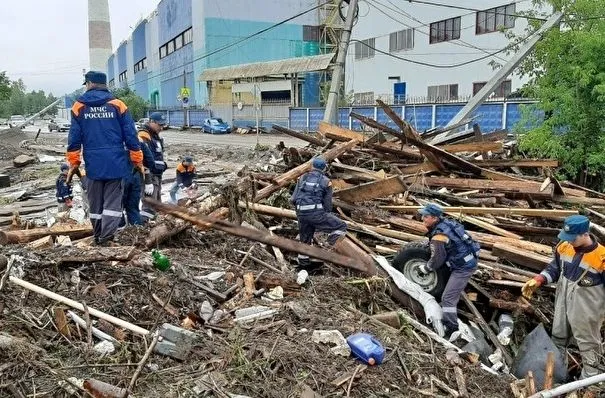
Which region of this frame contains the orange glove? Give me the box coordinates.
[522,274,546,299]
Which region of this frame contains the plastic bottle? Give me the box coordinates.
[152,250,171,271]
[497,313,514,346]
[346,333,385,365]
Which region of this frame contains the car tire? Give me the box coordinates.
[391,241,450,299]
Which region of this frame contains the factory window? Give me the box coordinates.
[429,17,461,44]
[389,28,414,52]
[159,27,193,59]
[472,80,512,97]
[108,79,115,88]
[118,71,127,83]
[476,3,516,34]
[134,58,147,74]
[183,28,193,45]
[354,38,375,60]
[353,92,375,105]
[427,84,458,101]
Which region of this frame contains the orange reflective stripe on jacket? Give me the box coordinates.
[557,242,605,273]
[176,164,196,173]
[138,131,151,142]
[108,99,128,115]
[129,149,143,165]
[71,101,85,117]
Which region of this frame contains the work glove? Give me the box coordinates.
[65,198,73,208]
[134,163,145,177]
[178,183,184,189]
[417,263,432,276]
[521,274,546,299]
[66,166,80,184]
[144,184,154,196]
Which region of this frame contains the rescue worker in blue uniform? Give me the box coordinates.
[66,71,143,245]
[290,157,347,268]
[523,215,605,380]
[169,156,197,203]
[122,139,162,225]
[417,203,480,338]
[138,112,168,222]
[56,163,73,212]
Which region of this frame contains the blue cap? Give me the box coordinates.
[558,215,590,242]
[183,156,193,163]
[60,163,69,172]
[149,112,167,125]
[312,157,327,171]
[83,71,107,85]
[418,203,443,217]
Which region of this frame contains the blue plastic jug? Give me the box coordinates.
[346,333,385,365]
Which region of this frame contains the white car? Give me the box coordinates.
[48,119,71,132]
[8,115,27,128]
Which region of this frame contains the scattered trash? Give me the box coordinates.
[152,250,172,271]
[312,329,351,357]
[93,340,115,356]
[70,270,80,286]
[199,300,214,322]
[199,271,225,281]
[296,270,309,285]
[265,286,284,300]
[346,333,385,365]
[497,313,514,346]
[234,306,278,324]
[58,377,84,395]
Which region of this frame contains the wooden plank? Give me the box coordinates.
[449,213,522,239]
[379,205,578,217]
[330,162,387,181]
[491,243,550,272]
[552,195,605,206]
[57,246,137,265]
[0,224,93,245]
[472,123,489,159]
[401,176,554,198]
[375,100,448,172]
[253,138,359,202]
[334,176,407,203]
[440,141,503,153]
[474,159,559,168]
[271,125,325,146]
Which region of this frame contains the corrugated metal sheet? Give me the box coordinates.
[198,53,334,81]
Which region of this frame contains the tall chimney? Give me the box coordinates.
[88,0,113,72]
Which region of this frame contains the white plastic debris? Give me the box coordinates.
[311,330,351,357]
[200,300,214,322]
[296,270,309,285]
[199,271,225,281]
[266,286,284,301]
[209,309,228,324]
[58,377,84,395]
[69,208,87,224]
[70,270,80,286]
[93,340,115,356]
[234,306,278,324]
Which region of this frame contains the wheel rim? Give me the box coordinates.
[402,259,438,292]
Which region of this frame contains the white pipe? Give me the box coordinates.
[9,276,149,335]
[67,310,119,343]
[528,373,605,398]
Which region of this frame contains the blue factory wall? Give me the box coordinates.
[106,54,115,83]
[132,21,148,99]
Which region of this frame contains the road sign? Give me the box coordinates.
[180,87,191,98]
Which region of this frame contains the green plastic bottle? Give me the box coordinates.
[152,250,171,271]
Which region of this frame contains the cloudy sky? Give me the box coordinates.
[1,0,160,96]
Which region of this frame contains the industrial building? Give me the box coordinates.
[346,0,541,104]
[105,0,329,113]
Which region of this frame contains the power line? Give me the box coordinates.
[405,0,548,21]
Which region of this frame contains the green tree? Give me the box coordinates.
[112,87,149,120]
[511,0,605,188]
[0,72,10,101]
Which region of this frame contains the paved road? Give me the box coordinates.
[15,122,307,148]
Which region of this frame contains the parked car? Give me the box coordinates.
[135,118,149,130]
[202,118,231,134]
[48,119,71,132]
[8,115,27,128]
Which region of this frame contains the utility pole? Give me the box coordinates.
[254,78,260,146]
[323,0,359,125]
[183,69,188,128]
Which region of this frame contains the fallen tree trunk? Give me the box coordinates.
[0,224,93,245]
[253,138,359,202]
[56,246,137,265]
[380,206,578,217]
[145,194,226,248]
[492,243,551,272]
[271,125,326,147]
[145,199,373,273]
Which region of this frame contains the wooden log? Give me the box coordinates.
[380,205,578,217]
[461,293,513,367]
[472,123,489,159]
[330,162,387,181]
[271,125,326,146]
[552,195,605,206]
[544,351,555,390]
[454,366,468,398]
[27,235,54,249]
[449,213,522,239]
[402,176,554,198]
[475,159,559,168]
[525,371,536,395]
[405,185,498,206]
[253,138,359,202]
[145,199,374,274]
[0,224,93,245]
[334,176,407,203]
[145,194,226,248]
[0,201,57,217]
[56,246,137,266]
[492,243,550,272]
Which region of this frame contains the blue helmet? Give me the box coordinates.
[60,163,69,172]
[418,203,444,218]
[312,157,327,171]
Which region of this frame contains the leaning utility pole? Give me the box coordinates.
[323,0,359,124]
[444,11,564,130]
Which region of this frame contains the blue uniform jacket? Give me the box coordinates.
[138,125,166,177]
[428,218,480,271]
[176,163,196,187]
[56,174,73,203]
[67,89,141,181]
[540,238,605,287]
[290,170,333,213]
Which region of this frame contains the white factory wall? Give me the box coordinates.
[346,0,547,102]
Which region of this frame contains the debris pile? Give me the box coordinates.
[2,105,604,398]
